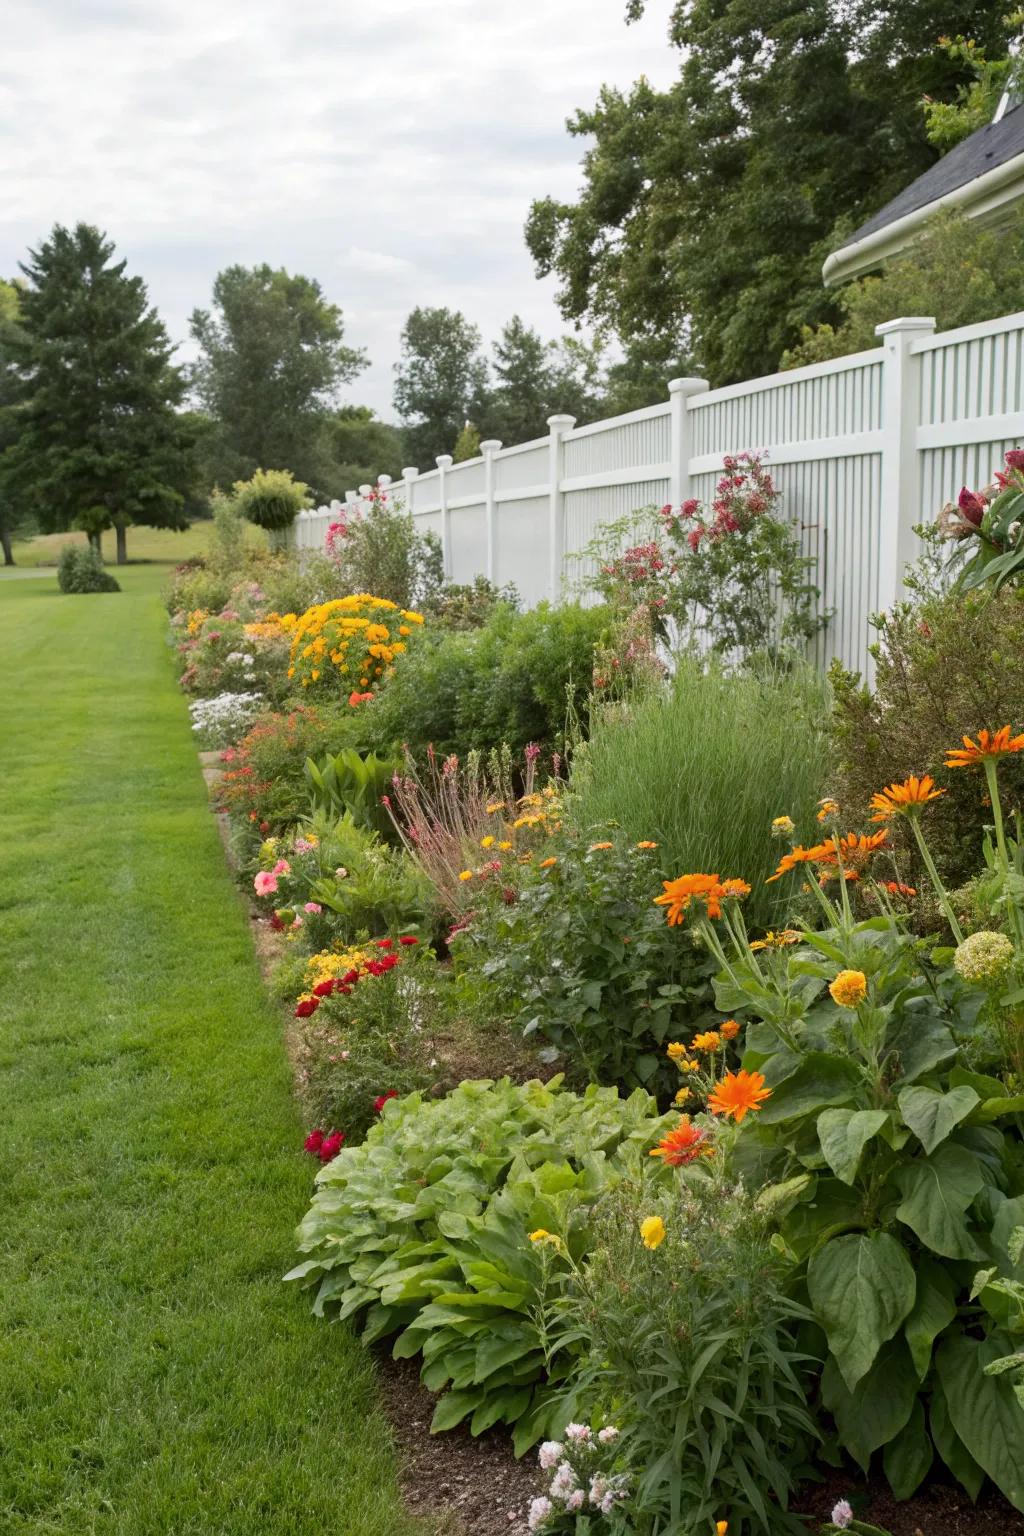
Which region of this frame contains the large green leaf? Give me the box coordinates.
[821,1341,918,1469]
[430,1386,486,1432]
[937,1333,1024,1510]
[887,1010,958,1085]
[898,1085,979,1155]
[930,1375,985,1500]
[894,1144,986,1260]
[808,1232,916,1390]
[882,1398,933,1499]
[816,1108,889,1185]
[757,1053,864,1125]
[903,1258,957,1382]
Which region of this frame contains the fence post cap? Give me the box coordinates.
[547,414,576,431]
[668,376,709,396]
[329,499,343,512]
[480,439,502,453]
[345,490,359,503]
[358,483,372,496]
[435,454,453,469]
[402,465,420,479]
[875,316,936,337]
[377,473,392,487]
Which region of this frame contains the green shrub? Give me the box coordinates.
[328,495,443,609]
[287,1077,672,1450]
[216,706,362,832]
[422,575,519,631]
[368,601,610,759]
[829,586,1024,887]
[57,544,120,593]
[231,467,311,533]
[568,660,831,928]
[552,1171,818,1535]
[452,830,717,1093]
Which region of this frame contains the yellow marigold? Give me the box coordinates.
[720,1019,741,1040]
[486,802,506,814]
[869,774,946,822]
[529,1229,562,1248]
[691,1031,722,1052]
[946,726,1024,768]
[498,840,513,851]
[673,1086,691,1106]
[480,835,495,849]
[666,1042,688,1060]
[458,869,473,882]
[771,815,795,837]
[750,928,803,951]
[829,969,867,1008]
[639,1216,666,1250]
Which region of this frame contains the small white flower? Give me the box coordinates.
[588,1475,607,1506]
[549,1461,577,1500]
[597,1425,619,1444]
[566,1490,585,1512]
[831,1501,854,1530]
[565,1423,591,1442]
[537,1441,563,1470]
[527,1495,552,1531]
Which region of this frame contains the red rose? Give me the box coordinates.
[319,1131,345,1161]
[373,1090,399,1113]
[304,1128,325,1154]
[295,998,319,1018]
[398,935,419,946]
[313,980,335,997]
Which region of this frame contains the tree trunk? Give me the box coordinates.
[115,521,127,565]
[0,525,14,567]
[88,529,102,556]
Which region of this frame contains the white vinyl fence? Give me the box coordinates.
[294,311,1024,676]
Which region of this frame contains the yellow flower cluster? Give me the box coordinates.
[510,784,562,833]
[187,608,210,635]
[285,594,424,689]
[304,945,373,992]
[245,612,299,642]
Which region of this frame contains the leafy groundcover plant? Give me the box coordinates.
[286,1077,673,1451]
[652,734,1024,1510]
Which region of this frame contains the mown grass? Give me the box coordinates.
[0,565,423,1536]
[7,521,266,567]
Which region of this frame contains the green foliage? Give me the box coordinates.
[216,707,361,832]
[568,660,832,928]
[329,494,444,609]
[452,421,481,462]
[394,307,489,470]
[452,832,716,1091]
[1,223,196,562]
[483,316,604,441]
[287,1077,672,1448]
[304,748,399,839]
[318,405,404,495]
[707,884,1024,1508]
[829,586,1024,887]
[553,1172,818,1534]
[369,601,609,759]
[189,263,367,494]
[421,574,520,631]
[922,22,1024,150]
[526,2,1007,385]
[56,543,121,593]
[783,210,1024,368]
[0,276,33,566]
[954,457,1024,595]
[231,467,311,533]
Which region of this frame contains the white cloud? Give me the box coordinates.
[0,0,678,417]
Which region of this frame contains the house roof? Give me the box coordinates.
[823,103,1024,285]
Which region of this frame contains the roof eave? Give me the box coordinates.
[822,148,1024,287]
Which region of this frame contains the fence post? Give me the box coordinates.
[402,467,418,520]
[436,455,453,578]
[480,439,503,581]
[546,414,576,600]
[668,377,709,506]
[875,316,936,612]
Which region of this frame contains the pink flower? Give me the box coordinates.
[830,1501,853,1530]
[303,902,322,914]
[958,486,986,525]
[1005,449,1024,471]
[272,859,291,876]
[319,1131,345,1162]
[254,871,278,897]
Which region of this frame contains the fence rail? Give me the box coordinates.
[294,310,1024,676]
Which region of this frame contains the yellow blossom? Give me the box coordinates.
[829,969,867,1008]
[458,870,473,882]
[640,1216,666,1250]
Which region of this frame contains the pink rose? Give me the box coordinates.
[304,902,322,914]
[254,871,278,897]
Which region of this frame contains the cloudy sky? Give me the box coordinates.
[1,0,677,421]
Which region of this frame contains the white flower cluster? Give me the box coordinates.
[528,1426,627,1530]
[189,690,264,744]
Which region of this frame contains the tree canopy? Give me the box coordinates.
[1,224,196,563]
[393,307,490,469]
[526,0,1009,386]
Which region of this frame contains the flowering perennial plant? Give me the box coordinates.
[936,447,1024,593]
[526,1424,629,1530]
[286,593,424,691]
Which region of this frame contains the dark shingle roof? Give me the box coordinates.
[840,102,1024,248]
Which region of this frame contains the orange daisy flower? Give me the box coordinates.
[766,843,832,882]
[869,775,946,822]
[707,1069,772,1122]
[649,1115,711,1165]
[720,1019,741,1040]
[635,840,659,850]
[946,726,1024,769]
[691,1030,722,1052]
[589,841,614,851]
[884,880,917,898]
[655,873,720,926]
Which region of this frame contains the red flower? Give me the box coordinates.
[379,953,399,971]
[398,935,419,946]
[304,1128,325,1154]
[375,938,394,950]
[269,913,286,932]
[313,980,335,997]
[295,998,320,1018]
[1005,449,1024,471]
[365,960,385,977]
[341,969,360,986]
[259,821,270,834]
[958,486,986,526]
[319,1131,345,1161]
[373,1090,399,1113]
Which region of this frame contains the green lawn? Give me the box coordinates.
[0,566,423,1536]
[7,521,266,567]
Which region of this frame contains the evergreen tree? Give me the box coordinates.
[1,224,196,563]
[393,307,489,469]
[0,279,31,566]
[190,264,366,494]
[452,421,482,462]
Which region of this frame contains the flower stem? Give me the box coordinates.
[910,816,964,944]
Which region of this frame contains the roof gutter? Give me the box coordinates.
[822,146,1024,287]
